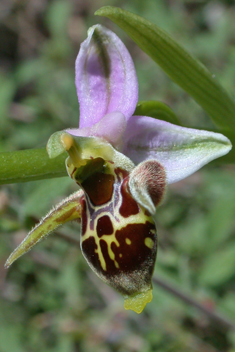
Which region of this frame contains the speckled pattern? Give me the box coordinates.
[73,160,157,297]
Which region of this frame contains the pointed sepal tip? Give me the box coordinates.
[124,288,153,314]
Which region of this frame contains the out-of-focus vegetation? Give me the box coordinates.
[1,0,235,351]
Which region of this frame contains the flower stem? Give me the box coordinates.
[0,148,67,185]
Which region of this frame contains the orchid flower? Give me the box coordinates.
[5,25,231,314]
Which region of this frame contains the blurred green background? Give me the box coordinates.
[1,0,235,351]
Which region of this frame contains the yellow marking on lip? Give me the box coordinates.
[95,248,107,271]
[81,208,152,243]
[81,188,156,274]
[114,261,120,268]
[101,234,119,248]
[82,229,120,272]
[101,234,120,270]
[125,238,131,245]
[144,237,154,249]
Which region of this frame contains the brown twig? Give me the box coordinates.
[152,276,235,331]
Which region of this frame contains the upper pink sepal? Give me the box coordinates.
[76,25,138,128]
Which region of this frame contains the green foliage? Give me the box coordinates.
[22,177,73,216]
[199,243,235,286]
[134,101,181,125]
[0,74,16,134]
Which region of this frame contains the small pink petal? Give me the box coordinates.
[128,160,167,214]
[66,111,126,149]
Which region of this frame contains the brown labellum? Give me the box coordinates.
[75,160,159,313]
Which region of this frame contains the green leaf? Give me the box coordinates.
[0,74,15,131]
[207,192,235,249]
[46,0,71,38]
[199,243,235,286]
[5,190,82,268]
[22,177,72,216]
[134,100,181,125]
[0,148,67,185]
[0,325,24,352]
[95,6,235,131]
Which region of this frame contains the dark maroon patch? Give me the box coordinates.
[144,209,151,217]
[71,166,77,179]
[81,222,157,297]
[114,167,129,179]
[111,222,157,273]
[82,172,114,206]
[81,236,102,272]
[81,197,88,236]
[100,239,117,272]
[96,215,114,237]
[119,178,140,217]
